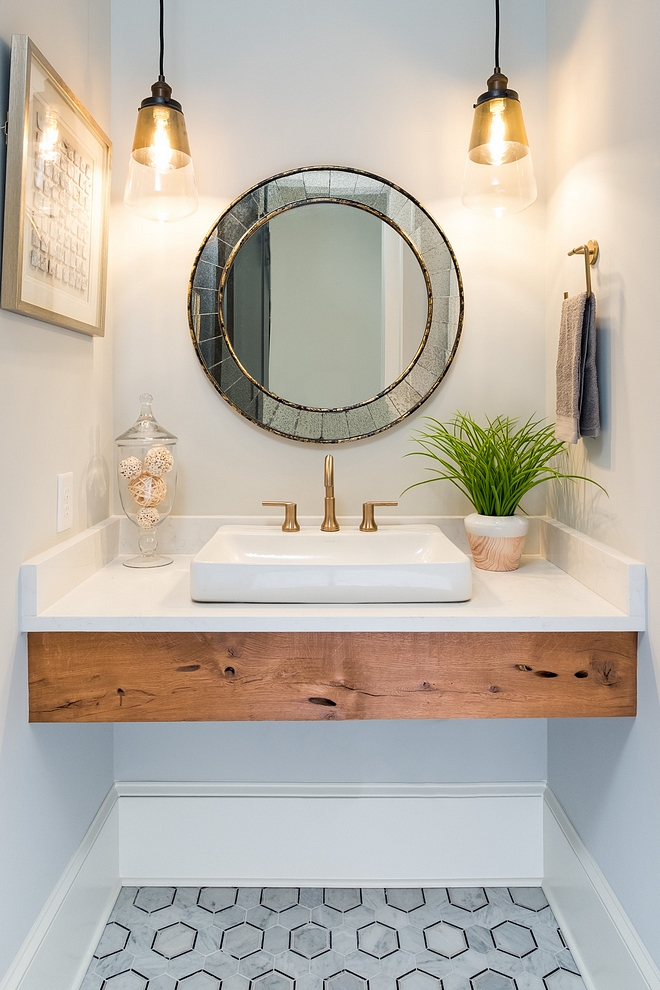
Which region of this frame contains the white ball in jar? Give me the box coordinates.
[118,455,143,480]
[136,506,160,530]
[144,445,174,477]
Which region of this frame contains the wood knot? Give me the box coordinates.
[224,666,236,678]
[489,685,500,693]
[593,662,618,687]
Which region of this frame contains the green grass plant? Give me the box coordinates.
[404,412,606,516]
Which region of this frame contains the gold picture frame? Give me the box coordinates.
[1,36,111,336]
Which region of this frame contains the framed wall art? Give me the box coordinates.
[1,35,111,336]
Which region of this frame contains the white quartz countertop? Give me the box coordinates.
[20,516,645,633]
[22,552,642,633]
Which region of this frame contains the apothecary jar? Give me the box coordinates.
[115,394,177,567]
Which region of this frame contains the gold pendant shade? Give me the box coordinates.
[467,96,530,166]
[124,0,198,222]
[462,1,537,217]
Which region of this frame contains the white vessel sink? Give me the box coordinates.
[190,524,472,604]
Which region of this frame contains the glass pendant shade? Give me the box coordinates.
[462,72,537,217]
[124,80,198,221]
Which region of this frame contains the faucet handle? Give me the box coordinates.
[262,501,300,532]
[360,501,398,533]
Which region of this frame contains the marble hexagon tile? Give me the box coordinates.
[79,887,586,990]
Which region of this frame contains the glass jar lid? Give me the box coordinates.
[115,393,177,445]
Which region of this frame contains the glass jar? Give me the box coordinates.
[115,393,178,567]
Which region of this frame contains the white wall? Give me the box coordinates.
[110,0,548,791]
[0,1,114,975]
[545,0,660,967]
[111,0,547,517]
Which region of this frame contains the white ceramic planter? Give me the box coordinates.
[464,513,529,572]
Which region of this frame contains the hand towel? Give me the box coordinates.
[579,293,600,438]
[555,291,600,443]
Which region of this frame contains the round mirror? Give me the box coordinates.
[189,167,463,443]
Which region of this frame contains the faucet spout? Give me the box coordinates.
[324,454,334,491]
[321,454,339,532]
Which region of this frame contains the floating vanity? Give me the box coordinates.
[22,514,644,723]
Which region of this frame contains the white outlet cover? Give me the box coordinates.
[57,472,73,532]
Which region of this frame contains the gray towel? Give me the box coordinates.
[556,291,600,443]
[579,293,600,437]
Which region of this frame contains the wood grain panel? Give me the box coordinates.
[27,631,637,722]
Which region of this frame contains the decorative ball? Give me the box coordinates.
[128,472,167,507]
[144,445,174,477]
[136,506,160,530]
[118,456,143,480]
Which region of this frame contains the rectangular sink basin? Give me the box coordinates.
[190,525,472,604]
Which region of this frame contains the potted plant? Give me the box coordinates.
[404,413,605,571]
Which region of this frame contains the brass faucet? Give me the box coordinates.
[321,454,339,532]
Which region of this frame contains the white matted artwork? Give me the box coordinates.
[1,35,111,336]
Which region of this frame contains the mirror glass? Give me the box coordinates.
[223,202,428,408]
[189,167,463,443]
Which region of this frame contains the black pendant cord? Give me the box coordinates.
[158,0,165,80]
[494,0,501,72]
[140,0,179,107]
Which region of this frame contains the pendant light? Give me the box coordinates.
[462,0,536,217]
[124,0,198,221]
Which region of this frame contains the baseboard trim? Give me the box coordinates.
[0,785,119,990]
[121,876,543,888]
[544,786,660,990]
[115,781,546,799]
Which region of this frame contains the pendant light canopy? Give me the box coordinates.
[462,0,536,217]
[124,0,198,221]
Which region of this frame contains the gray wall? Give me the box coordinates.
[114,719,547,783]
[0,0,114,974]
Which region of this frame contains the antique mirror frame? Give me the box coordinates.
[189,166,463,443]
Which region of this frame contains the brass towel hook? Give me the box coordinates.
[567,239,599,296]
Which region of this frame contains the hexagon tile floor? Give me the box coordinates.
[80,887,587,990]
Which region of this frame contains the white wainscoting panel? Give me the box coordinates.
[117,782,545,886]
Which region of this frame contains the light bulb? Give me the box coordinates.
[149,109,174,173]
[485,101,507,165]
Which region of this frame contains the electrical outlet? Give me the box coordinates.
[57,472,73,532]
